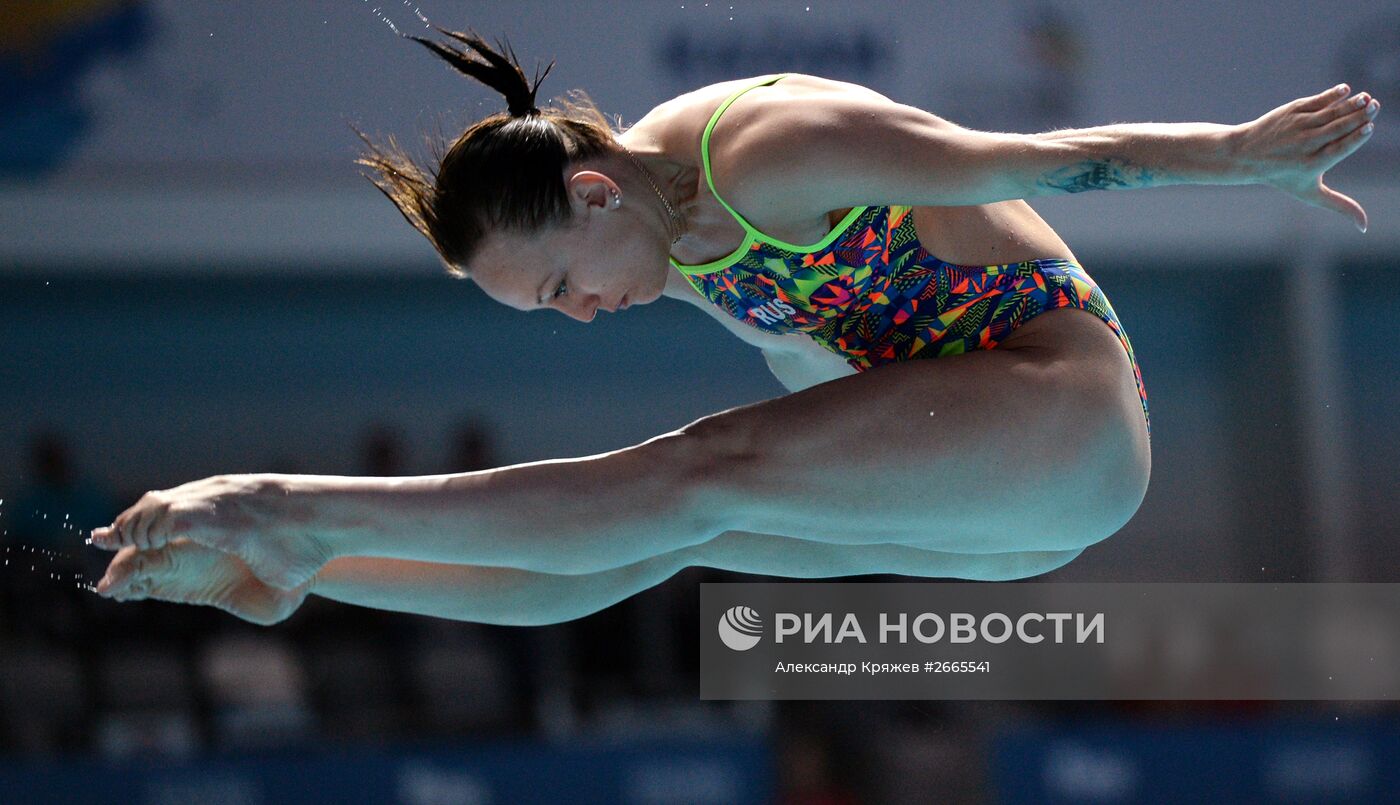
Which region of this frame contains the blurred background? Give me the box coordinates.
[2,0,1399,802]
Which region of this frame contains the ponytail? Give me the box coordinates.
[408,28,554,119]
[355,28,619,278]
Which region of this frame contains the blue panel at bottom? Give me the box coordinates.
[0,737,773,805]
[992,718,1400,803]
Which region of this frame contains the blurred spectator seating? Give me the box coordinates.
[303,636,403,742]
[6,429,118,553]
[94,642,199,758]
[408,622,518,735]
[449,419,500,472]
[0,640,89,753]
[198,633,315,750]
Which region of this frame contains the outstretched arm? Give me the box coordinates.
[733,82,1380,230]
[1030,86,1377,229]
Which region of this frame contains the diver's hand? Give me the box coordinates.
[96,538,310,626]
[90,473,333,591]
[1233,84,1379,232]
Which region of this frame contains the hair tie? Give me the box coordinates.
[508,98,541,117]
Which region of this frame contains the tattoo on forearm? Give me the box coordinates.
[1036,159,1157,194]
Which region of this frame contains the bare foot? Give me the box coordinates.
[90,474,334,591]
[96,538,310,626]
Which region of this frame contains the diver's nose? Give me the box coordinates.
[582,292,612,319]
[563,295,599,322]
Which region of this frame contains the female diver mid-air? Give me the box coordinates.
[91,29,1379,625]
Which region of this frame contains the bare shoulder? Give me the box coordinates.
[648,74,927,221]
[641,73,901,155]
[680,72,895,108]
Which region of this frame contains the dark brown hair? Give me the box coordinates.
[355,29,621,278]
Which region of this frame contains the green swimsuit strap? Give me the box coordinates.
[700,74,792,241]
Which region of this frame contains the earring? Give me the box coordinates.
[610,189,621,208]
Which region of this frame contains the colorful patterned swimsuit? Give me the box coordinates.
[669,73,1151,436]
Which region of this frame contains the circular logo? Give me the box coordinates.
[717,606,763,651]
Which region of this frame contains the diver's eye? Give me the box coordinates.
[552,277,568,300]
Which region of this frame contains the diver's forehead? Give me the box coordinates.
[474,229,553,271]
[469,236,554,311]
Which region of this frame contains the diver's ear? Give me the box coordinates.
[565,170,619,211]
